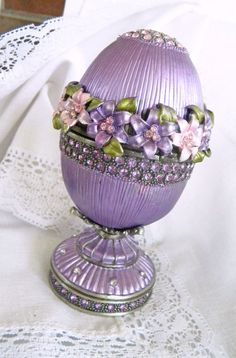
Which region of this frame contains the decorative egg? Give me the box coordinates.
[59,30,209,228]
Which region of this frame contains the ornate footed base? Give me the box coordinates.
[49,220,156,316]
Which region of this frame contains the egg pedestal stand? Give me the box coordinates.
[49,30,213,316]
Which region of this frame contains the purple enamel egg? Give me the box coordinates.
[61,30,203,229]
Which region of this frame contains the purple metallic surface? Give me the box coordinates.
[77,228,139,266]
[80,37,203,116]
[61,152,187,229]
[52,234,155,297]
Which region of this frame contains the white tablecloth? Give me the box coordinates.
[0,1,235,356]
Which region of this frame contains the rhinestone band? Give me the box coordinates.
[121,29,186,51]
[50,271,151,315]
[60,132,194,187]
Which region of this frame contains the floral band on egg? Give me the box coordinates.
[52,81,214,163]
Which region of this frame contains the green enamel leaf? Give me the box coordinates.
[116,97,137,113]
[157,104,177,125]
[52,113,62,130]
[192,151,205,163]
[204,148,212,157]
[187,105,205,124]
[63,123,69,133]
[65,82,81,97]
[103,138,124,157]
[206,109,214,127]
[86,97,103,111]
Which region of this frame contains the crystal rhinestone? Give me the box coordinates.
[155,37,164,44]
[70,294,77,302]
[78,154,84,163]
[165,174,174,183]
[132,32,140,38]
[81,299,89,307]
[86,159,93,167]
[119,304,126,311]
[61,288,67,295]
[115,156,125,165]
[73,267,81,274]
[108,165,116,175]
[110,278,118,287]
[75,142,80,149]
[163,163,172,172]
[173,163,181,172]
[130,302,136,308]
[96,162,105,172]
[59,248,66,255]
[143,33,152,40]
[83,147,90,154]
[151,162,161,172]
[140,161,149,170]
[143,173,152,182]
[54,281,60,287]
[140,296,146,303]
[139,271,146,278]
[103,154,111,162]
[174,173,181,181]
[166,40,175,47]
[72,149,77,158]
[132,170,141,179]
[69,139,74,146]
[108,304,114,311]
[95,303,102,310]
[127,158,136,168]
[93,149,101,159]
[180,163,186,171]
[120,168,128,177]
[157,174,164,184]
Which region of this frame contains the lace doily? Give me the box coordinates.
[0,146,84,237]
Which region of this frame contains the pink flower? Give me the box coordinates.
[59,89,91,129]
[172,117,203,161]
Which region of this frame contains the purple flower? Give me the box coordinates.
[83,101,131,147]
[199,111,212,151]
[129,109,177,159]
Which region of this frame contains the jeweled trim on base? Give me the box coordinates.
[60,132,194,187]
[49,271,152,316]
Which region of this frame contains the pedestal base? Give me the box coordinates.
[49,229,156,316]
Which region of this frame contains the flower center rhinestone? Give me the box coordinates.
[182,131,194,148]
[99,116,115,134]
[74,102,83,113]
[144,125,161,142]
